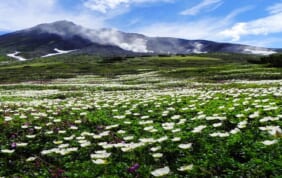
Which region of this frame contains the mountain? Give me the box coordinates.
[0,20,278,60]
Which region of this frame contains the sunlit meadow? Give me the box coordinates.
[0,72,282,177]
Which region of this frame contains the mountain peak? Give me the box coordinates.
[35,20,77,28]
[30,20,83,37]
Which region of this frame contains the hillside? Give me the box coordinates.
[0,21,278,60]
[0,53,281,84]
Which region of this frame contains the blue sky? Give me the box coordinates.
[0,0,282,48]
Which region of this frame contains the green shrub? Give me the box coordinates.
[261,54,282,67]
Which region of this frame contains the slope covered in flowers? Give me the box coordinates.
[0,73,282,177]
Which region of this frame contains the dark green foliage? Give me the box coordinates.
[261,53,282,67]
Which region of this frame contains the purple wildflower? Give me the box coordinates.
[128,163,140,173]
[11,142,17,148]
[10,133,17,139]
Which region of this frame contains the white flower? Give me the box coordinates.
[76,136,85,140]
[34,126,42,130]
[123,136,134,141]
[172,137,181,142]
[150,146,161,152]
[92,159,108,164]
[162,122,175,130]
[20,115,27,119]
[58,130,66,134]
[113,115,125,119]
[210,132,230,137]
[16,142,28,147]
[70,126,78,130]
[53,140,63,145]
[268,126,282,137]
[80,112,87,116]
[26,135,36,139]
[21,125,29,129]
[26,157,37,162]
[158,136,168,143]
[1,149,15,154]
[230,128,240,134]
[144,126,154,131]
[81,141,91,147]
[41,149,54,155]
[177,119,186,125]
[64,135,75,141]
[141,115,150,119]
[74,120,82,124]
[178,143,192,149]
[81,132,94,136]
[117,130,126,134]
[237,120,247,128]
[45,131,54,135]
[149,128,158,133]
[91,152,111,159]
[172,128,181,133]
[171,115,181,120]
[58,144,69,148]
[105,124,119,130]
[259,116,279,123]
[236,114,244,118]
[192,125,206,133]
[93,134,102,139]
[178,164,193,171]
[261,140,278,145]
[54,119,61,123]
[151,166,170,177]
[152,153,163,158]
[4,116,13,121]
[100,131,110,136]
[213,123,222,127]
[120,143,144,152]
[139,138,156,143]
[249,112,259,119]
[124,121,132,125]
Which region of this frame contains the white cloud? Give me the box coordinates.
[220,12,282,41]
[267,2,282,14]
[180,0,222,16]
[224,6,254,21]
[0,0,105,31]
[136,6,252,41]
[0,0,174,31]
[83,0,173,13]
[84,0,130,13]
[138,20,240,45]
[134,6,282,47]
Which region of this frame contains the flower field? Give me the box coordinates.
[0,72,281,177]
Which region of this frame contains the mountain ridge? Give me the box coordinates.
[0,20,278,60]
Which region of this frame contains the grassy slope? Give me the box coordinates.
[0,53,281,83]
[0,55,15,62]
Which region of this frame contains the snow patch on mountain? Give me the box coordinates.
[7,51,27,61]
[42,48,75,58]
